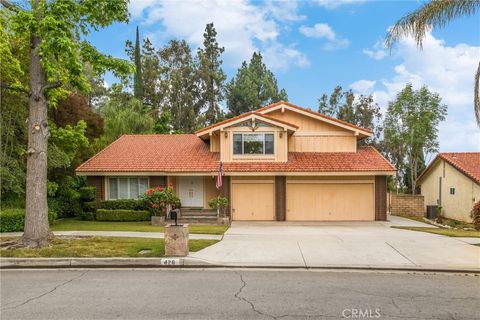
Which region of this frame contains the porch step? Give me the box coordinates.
[181,210,217,217]
[177,216,219,224]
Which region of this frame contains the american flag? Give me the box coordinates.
[216,162,223,189]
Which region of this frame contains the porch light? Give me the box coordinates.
[224,131,228,138]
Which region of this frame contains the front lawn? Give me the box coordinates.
[50,218,228,235]
[392,226,480,238]
[0,236,218,258]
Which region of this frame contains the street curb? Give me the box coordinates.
[1,258,479,273]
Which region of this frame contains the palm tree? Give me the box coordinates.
[385,0,480,126]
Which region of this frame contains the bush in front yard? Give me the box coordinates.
[96,209,151,222]
[0,208,57,232]
[471,201,480,231]
[99,199,147,211]
[79,187,96,201]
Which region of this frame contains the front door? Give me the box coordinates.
[178,177,204,207]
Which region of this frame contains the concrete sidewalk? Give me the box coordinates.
[0,231,222,241]
[190,217,480,270]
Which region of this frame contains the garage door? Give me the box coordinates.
[286,182,374,221]
[232,181,275,221]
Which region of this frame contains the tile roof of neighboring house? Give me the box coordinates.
[76,135,395,173]
[195,111,299,135]
[418,152,480,184]
[256,101,373,134]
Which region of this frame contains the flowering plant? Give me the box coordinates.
[142,186,180,216]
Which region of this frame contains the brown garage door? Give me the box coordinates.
[286,182,374,221]
[232,181,275,221]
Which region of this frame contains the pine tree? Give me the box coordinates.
[226,52,287,116]
[133,26,144,101]
[196,23,226,126]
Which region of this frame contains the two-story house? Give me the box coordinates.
[76,101,395,221]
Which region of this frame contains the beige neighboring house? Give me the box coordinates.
[76,101,396,222]
[418,152,480,222]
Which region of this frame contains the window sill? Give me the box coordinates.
[232,155,276,161]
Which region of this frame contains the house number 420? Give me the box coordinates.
[161,258,180,265]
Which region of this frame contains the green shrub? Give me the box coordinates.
[79,187,96,201]
[471,201,480,231]
[52,188,82,218]
[99,199,146,211]
[0,209,24,232]
[82,201,97,213]
[0,208,57,232]
[79,211,96,221]
[96,209,151,222]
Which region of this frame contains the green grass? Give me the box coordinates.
[0,236,218,258]
[392,226,480,238]
[50,218,228,235]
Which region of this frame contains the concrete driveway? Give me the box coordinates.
[191,216,480,271]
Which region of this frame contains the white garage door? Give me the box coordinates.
[286,182,374,221]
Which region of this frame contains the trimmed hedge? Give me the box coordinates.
[0,208,57,232]
[79,187,96,201]
[96,209,151,222]
[99,199,146,211]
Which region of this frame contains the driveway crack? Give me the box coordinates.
[297,242,307,268]
[234,271,277,319]
[2,270,89,311]
[385,242,418,266]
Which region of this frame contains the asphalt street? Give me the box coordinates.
[1,269,479,320]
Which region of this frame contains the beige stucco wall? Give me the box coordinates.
[420,160,479,222]
[266,109,357,152]
[204,176,219,209]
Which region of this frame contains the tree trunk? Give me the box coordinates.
[21,33,52,248]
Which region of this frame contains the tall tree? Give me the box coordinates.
[158,40,198,132]
[98,84,155,144]
[385,0,480,126]
[0,0,132,248]
[133,26,144,101]
[383,84,447,194]
[318,86,382,146]
[226,52,288,116]
[196,23,226,126]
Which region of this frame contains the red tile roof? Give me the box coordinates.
[76,135,395,173]
[195,111,298,135]
[257,101,373,134]
[419,152,480,184]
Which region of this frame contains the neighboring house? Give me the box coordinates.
[417,152,480,222]
[76,101,395,221]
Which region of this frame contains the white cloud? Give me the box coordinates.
[299,23,350,50]
[351,31,480,151]
[129,0,308,71]
[350,79,376,94]
[314,0,366,9]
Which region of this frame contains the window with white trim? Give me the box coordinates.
[108,177,149,200]
[449,187,455,195]
[233,133,274,155]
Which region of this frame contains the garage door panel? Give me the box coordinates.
[287,183,374,221]
[232,183,275,221]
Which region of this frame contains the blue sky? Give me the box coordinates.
[87,0,480,152]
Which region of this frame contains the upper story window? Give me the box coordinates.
[233,133,274,155]
[449,187,455,195]
[109,177,149,200]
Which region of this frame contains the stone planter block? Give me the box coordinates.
[151,216,165,226]
[164,224,189,256]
